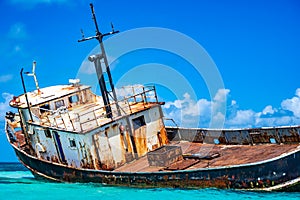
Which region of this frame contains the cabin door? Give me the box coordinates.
[132,116,147,157]
[93,131,115,170]
[53,131,66,163]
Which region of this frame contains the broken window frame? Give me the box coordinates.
[68,94,79,104]
[55,99,65,110]
[132,115,146,130]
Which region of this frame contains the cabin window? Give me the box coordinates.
[40,103,50,114]
[69,95,79,104]
[132,116,146,130]
[55,99,65,109]
[214,138,220,144]
[69,139,76,148]
[270,138,277,144]
[44,129,52,138]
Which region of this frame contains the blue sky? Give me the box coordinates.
[0,0,300,161]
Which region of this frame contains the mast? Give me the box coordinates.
[20,68,34,122]
[78,3,121,118]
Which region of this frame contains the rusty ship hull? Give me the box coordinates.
[4,3,300,192]
[6,122,300,191]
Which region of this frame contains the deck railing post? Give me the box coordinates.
[143,87,147,105]
[127,99,132,114]
[68,113,75,131]
[153,86,158,103]
[93,110,99,126]
[60,114,67,130]
[77,114,83,132]
[53,117,58,128]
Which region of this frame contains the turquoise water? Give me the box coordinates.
[0,163,300,200]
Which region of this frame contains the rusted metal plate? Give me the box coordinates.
[93,132,115,170]
[224,130,252,144]
[147,146,183,167]
[133,126,147,157]
[168,128,204,142]
[278,127,300,143]
[166,126,300,144]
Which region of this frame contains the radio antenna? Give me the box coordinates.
[25,61,41,95]
[78,3,121,118]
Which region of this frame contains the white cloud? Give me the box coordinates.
[0,93,14,121]
[226,109,256,128]
[5,23,27,57]
[262,105,275,115]
[255,116,295,127]
[197,99,212,117]
[213,88,229,102]
[163,87,300,129]
[164,93,199,127]
[163,89,228,128]
[8,23,27,39]
[212,112,225,126]
[164,92,209,118]
[296,88,300,97]
[225,88,300,128]
[0,75,13,83]
[281,90,300,117]
[231,100,236,106]
[164,93,198,125]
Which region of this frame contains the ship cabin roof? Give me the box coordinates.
[10,84,91,109]
[9,83,163,133]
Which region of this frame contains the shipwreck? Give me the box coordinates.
[4,4,300,191]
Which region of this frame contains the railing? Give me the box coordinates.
[115,85,158,113]
[119,85,158,104]
[77,85,159,131]
[32,85,160,132]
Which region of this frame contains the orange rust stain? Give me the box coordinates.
[134,127,147,157]
[163,175,168,181]
[159,127,169,145]
[128,102,159,114]
[120,132,126,159]
[61,86,76,91]
[125,131,133,153]
[13,130,26,147]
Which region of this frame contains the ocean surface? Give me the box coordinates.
[0,163,300,200]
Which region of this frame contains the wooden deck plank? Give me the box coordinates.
[114,142,300,173]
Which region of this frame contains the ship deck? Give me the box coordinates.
[114,141,300,172]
